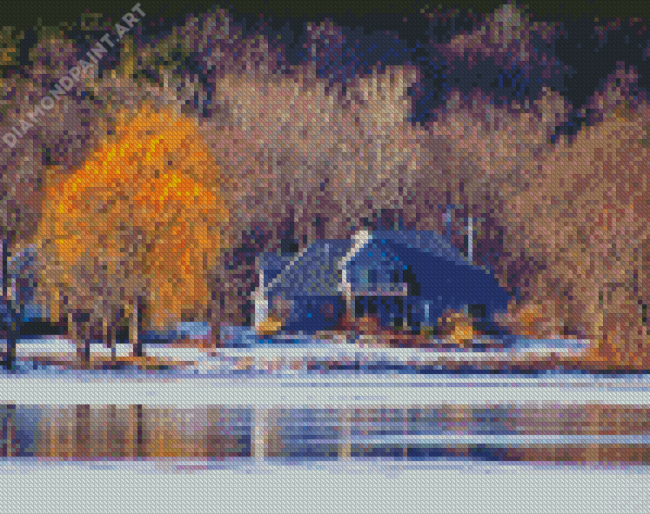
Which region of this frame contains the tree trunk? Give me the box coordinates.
[69,313,89,363]
[130,298,143,358]
[103,317,116,362]
[2,239,17,370]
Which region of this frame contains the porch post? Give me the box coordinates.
[254,267,268,330]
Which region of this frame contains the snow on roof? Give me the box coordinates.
[258,252,297,287]
[263,230,479,299]
[264,239,352,297]
[368,230,469,264]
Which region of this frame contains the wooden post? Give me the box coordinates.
[445,205,452,238]
[75,405,92,459]
[445,205,474,262]
[80,320,90,363]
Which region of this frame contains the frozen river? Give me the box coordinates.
[2,327,648,468]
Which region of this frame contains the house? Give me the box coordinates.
[346,230,510,333]
[254,240,351,334]
[255,229,511,336]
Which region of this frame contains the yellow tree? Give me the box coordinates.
[31,102,227,360]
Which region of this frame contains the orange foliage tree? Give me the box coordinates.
[30,102,228,351]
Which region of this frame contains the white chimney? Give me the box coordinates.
[340,230,370,317]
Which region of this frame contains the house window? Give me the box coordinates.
[406,303,415,330]
[367,297,378,316]
[320,303,334,317]
[355,298,365,318]
[360,269,371,287]
[468,304,487,319]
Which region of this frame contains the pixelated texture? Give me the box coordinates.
[1,3,650,495]
[0,403,648,465]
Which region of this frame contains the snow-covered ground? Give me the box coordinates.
[2,329,647,382]
[3,327,588,363]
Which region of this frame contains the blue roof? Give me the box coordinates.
[258,252,297,287]
[369,230,470,264]
[264,239,352,297]
[345,230,485,295]
[264,231,487,300]
[263,231,511,332]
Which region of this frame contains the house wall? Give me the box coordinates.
[346,243,511,331]
[279,295,346,333]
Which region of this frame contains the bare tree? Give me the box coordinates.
[1,239,18,369]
